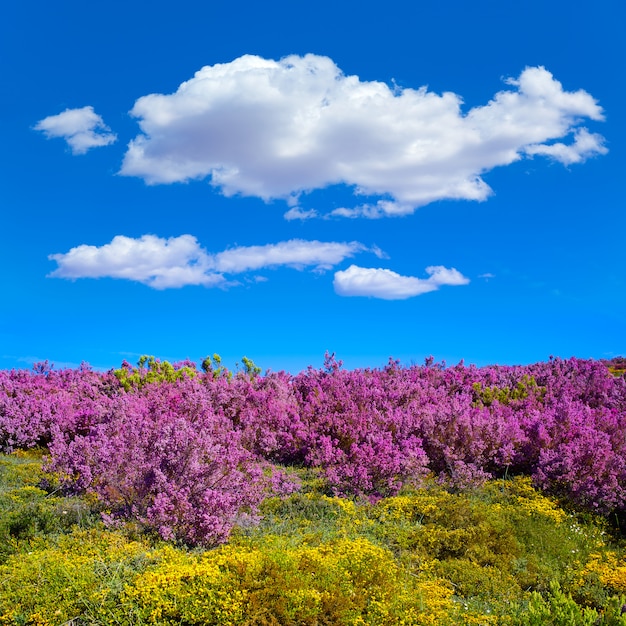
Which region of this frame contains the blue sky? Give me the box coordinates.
[2,0,624,373]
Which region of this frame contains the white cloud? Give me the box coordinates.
[333,265,469,300]
[48,234,220,289]
[214,240,366,273]
[119,55,605,217]
[49,235,372,289]
[329,201,416,219]
[34,106,117,154]
[284,206,318,221]
[524,128,607,165]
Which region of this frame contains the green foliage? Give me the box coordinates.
[511,581,626,625]
[113,355,198,391]
[0,451,96,564]
[472,374,546,407]
[238,475,626,622]
[113,354,261,389]
[239,355,262,379]
[201,353,231,379]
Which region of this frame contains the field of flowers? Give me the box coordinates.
[1,354,625,624]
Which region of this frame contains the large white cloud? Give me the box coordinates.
[333,265,470,300]
[34,106,117,154]
[119,55,606,217]
[49,235,371,289]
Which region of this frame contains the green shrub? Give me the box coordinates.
[0,451,96,563]
[512,581,626,625]
[113,355,199,391]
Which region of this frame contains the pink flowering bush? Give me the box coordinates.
[202,369,307,464]
[0,362,119,452]
[533,401,626,512]
[291,355,430,497]
[2,354,626,542]
[46,378,294,546]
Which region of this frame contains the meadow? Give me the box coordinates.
[1,354,625,624]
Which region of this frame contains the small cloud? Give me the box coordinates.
[34,106,117,154]
[370,245,388,260]
[524,128,607,165]
[329,201,415,219]
[333,265,469,300]
[284,206,318,221]
[479,273,495,280]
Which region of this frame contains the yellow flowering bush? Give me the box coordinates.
[581,552,626,593]
[0,529,154,625]
[485,476,566,524]
[120,536,469,625]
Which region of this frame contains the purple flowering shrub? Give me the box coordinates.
[2,354,626,543]
[288,356,626,509]
[414,391,522,487]
[0,362,119,452]
[521,359,626,511]
[532,401,626,512]
[291,355,429,496]
[204,370,307,464]
[46,378,293,546]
